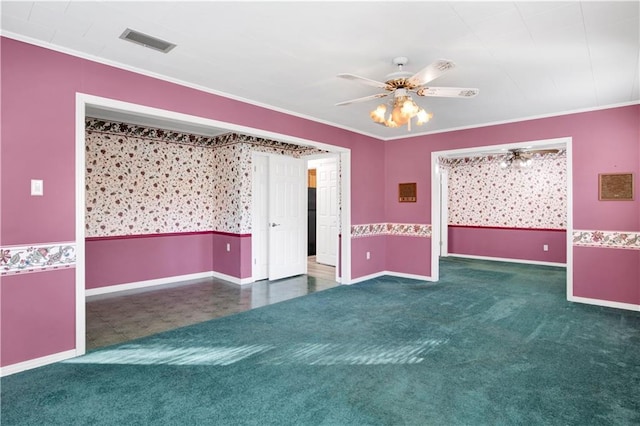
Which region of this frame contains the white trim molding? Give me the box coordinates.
[447,253,567,268]
[568,295,640,312]
[85,270,256,299]
[0,349,77,377]
[85,271,217,298]
[348,271,435,285]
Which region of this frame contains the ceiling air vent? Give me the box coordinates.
[119,28,176,53]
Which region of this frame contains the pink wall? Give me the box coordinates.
[573,247,639,305]
[86,232,252,289]
[386,236,432,277]
[0,269,76,366]
[351,236,386,279]
[85,233,216,289]
[448,226,567,263]
[211,233,252,279]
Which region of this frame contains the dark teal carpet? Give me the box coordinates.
[2,258,639,425]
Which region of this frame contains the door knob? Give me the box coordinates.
[270,223,281,227]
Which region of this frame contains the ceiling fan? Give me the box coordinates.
[336,57,479,130]
[499,148,561,168]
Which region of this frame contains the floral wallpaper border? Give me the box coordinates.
[438,150,566,168]
[351,223,432,239]
[573,230,640,250]
[1,242,77,276]
[86,118,327,156]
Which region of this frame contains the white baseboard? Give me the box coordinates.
[0,349,77,377]
[85,271,217,298]
[348,271,434,284]
[212,271,253,285]
[384,271,434,282]
[446,253,566,267]
[85,270,255,299]
[347,271,387,284]
[568,295,640,312]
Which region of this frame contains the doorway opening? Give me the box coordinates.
[76,94,351,357]
[250,153,339,283]
[306,155,339,279]
[431,137,573,298]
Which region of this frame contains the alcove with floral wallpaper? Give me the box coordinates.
[441,151,567,263]
[84,118,326,289]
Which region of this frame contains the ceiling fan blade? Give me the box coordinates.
[407,59,456,86]
[335,93,389,106]
[527,149,560,155]
[416,86,479,98]
[337,73,389,89]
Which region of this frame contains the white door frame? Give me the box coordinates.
[307,154,340,267]
[75,93,352,358]
[431,137,572,292]
[251,153,269,281]
[439,167,449,257]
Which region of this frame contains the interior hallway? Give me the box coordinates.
[86,257,337,350]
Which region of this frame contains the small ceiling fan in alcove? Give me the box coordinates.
[336,57,479,131]
[499,148,561,168]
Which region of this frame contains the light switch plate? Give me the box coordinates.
[31,179,44,196]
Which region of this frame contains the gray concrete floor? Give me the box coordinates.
[86,258,337,350]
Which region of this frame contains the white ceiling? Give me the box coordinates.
[2,1,639,140]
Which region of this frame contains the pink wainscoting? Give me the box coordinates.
[448,226,567,263]
[573,246,640,305]
[386,236,432,277]
[211,233,252,279]
[85,233,215,289]
[0,269,76,366]
[351,236,386,280]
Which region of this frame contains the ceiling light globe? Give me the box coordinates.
[370,104,387,124]
[391,106,410,125]
[416,109,430,125]
[401,99,418,116]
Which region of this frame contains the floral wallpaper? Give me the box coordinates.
[442,151,567,229]
[351,223,432,238]
[85,129,216,236]
[85,118,326,237]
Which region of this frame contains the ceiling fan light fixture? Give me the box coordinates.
[338,57,477,132]
[502,151,535,169]
[370,95,432,130]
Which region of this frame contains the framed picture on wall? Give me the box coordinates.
[399,183,417,202]
[598,173,634,201]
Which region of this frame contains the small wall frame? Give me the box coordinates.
[598,173,634,201]
[398,182,417,202]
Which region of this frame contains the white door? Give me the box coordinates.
[268,155,307,280]
[251,155,269,281]
[439,167,449,257]
[315,157,338,266]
